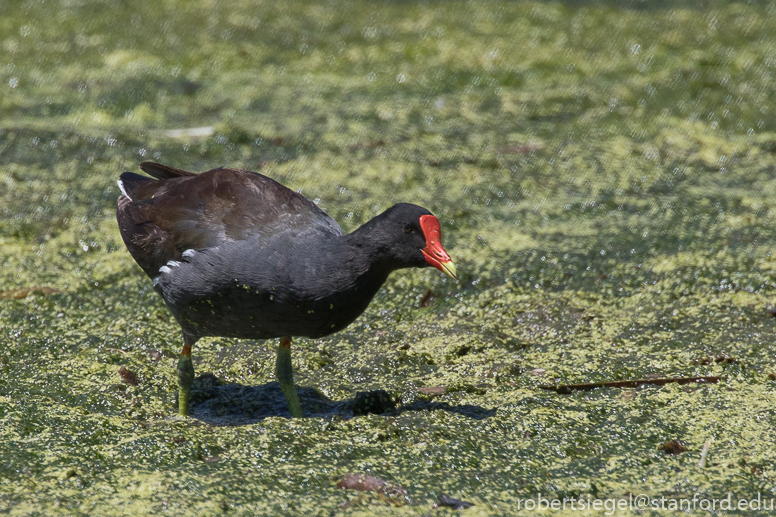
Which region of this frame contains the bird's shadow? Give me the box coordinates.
[184,374,497,426]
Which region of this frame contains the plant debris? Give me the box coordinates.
[118,366,139,386]
[540,376,720,394]
[418,386,447,396]
[662,440,688,455]
[418,288,436,308]
[0,286,61,299]
[690,354,737,365]
[698,437,713,468]
[435,494,475,509]
[336,473,407,499]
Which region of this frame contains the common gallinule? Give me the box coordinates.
[116,162,456,417]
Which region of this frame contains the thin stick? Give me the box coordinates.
[698,437,713,468]
[539,376,720,394]
[106,348,131,359]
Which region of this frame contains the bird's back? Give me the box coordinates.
[116,162,342,278]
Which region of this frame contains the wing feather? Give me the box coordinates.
[116,163,342,277]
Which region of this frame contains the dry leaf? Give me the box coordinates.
[118,366,139,386]
[337,473,407,498]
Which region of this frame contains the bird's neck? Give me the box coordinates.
[285,231,393,332]
[341,223,397,279]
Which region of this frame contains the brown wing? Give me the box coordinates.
[116,162,342,278]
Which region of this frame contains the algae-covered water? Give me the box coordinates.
[2,0,776,515]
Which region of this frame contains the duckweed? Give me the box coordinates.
[2,0,776,515]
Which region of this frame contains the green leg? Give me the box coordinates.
[177,339,195,417]
[276,336,302,418]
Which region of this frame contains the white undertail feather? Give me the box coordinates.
[117,180,131,200]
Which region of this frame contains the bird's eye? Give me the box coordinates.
[402,223,413,234]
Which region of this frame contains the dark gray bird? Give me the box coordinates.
[116,162,456,417]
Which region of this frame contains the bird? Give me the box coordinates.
[116,162,456,417]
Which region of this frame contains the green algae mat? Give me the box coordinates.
[2,0,776,515]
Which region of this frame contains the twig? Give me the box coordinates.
[698,437,713,468]
[539,376,720,394]
[107,348,131,359]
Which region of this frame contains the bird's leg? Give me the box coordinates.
[177,334,196,417]
[276,336,302,418]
